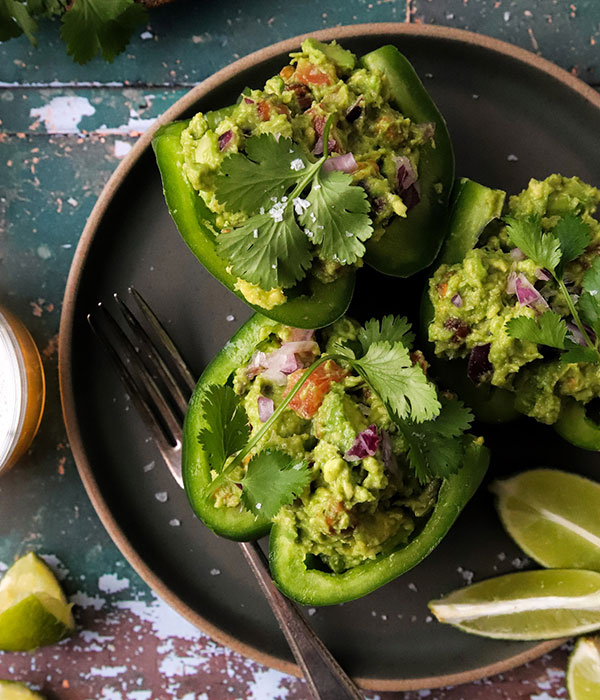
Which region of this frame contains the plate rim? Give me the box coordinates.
[58,21,598,690]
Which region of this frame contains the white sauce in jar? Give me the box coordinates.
[0,312,25,469]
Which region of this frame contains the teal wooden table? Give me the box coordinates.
[1,2,599,698]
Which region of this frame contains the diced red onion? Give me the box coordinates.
[218,130,233,151]
[260,341,320,385]
[506,271,517,295]
[510,247,526,261]
[287,328,315,342]
[287,83,312,111]
[566,321,587,347]
[257,396,274,423]
[313,134,339,156]
[467,344,493,384]
[535,268,551,281]
[246,351,268,378]
[380,430,398,476]
[515,274,550,313]
[395,156,417,188]
[322,153,358,175]
[395,156,420,211]
[311,114,342,156]
[403,183,421,210]
[451,293,463,308]
[418,121,436,142]
[345,425,380,461]
[346,98,363,123]
[243,97,254,104]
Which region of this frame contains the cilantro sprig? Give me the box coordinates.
[215,117,373,290]
[504,214,600,363]
[396,397,474,484]
[198,316,473,518]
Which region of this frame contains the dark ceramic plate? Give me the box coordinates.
[59,24,600,691]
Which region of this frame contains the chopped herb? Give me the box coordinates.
[240,450,310,518]
[214,118,373,289]
[505,214,600,363]
[397,398,474,484]
[198,317,472,514]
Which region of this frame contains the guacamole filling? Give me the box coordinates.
[429,174,600,424]
[215,318,439,573]
[181,38,434,309]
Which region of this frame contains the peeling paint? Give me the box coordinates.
[30,96,96,134]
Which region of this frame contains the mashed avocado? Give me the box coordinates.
[181,38,433,309]
[429,174,600,424]
[215,318,439,573]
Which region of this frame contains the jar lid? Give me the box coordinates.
[0,309,26,471]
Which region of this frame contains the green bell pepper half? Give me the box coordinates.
[421,178,518,423]
[182,312,489,604]
[361,45,455,277]
[554,399,600,451]
[152,119,354,330]
[182,313,280,540]
[153,44,455,328]
[269,437,489,605]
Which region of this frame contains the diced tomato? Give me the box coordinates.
[280,65,295,80]
[257,101,271,121]
[437,281,448,298]
[257,100,289,121]
[295,62,332,87]
[284,360,348,419]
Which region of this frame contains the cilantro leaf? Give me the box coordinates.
[27,0,65,16]
[299,169,373,265]
[347,341,441,423]
[561,341,600,364]
[578,257,600,339]
[61,0,147,64]
[505,214,562,272]
[505,311,567,349]
[357,315,415,353]
[240,449,310,518]
[554,214,592,268]
[397,398,473,483]
[215,135,311,215]
[217,207,312,289]
[197,384,250,473]
[0,0,38,43]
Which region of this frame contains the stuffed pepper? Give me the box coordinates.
[182,313,488,604]
[153,38,454,328]
[426,173,600,449]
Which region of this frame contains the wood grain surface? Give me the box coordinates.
[0,1,598,698]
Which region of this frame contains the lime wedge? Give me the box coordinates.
[567,636,600,700]
[0,553,74,651]
[492,469,600,572]
[0,681,45,699]
[428,569,600,640]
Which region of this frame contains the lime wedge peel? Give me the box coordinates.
[567,636,600,700]
[429,569,600,641]
[0,552,74,652]
[491,469,600,572]
[0,680,45,699]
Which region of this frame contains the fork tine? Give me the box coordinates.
[129,287,196,394]
[88,303,183,488]
[113,292,190,413]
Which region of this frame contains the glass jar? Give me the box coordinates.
[0,307,45,475]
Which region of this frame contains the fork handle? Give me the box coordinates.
[239,541,364,700]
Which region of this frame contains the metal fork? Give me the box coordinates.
[88,287,364,700]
